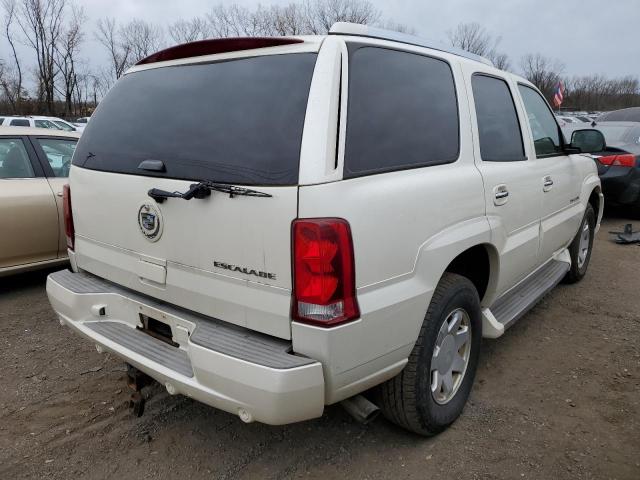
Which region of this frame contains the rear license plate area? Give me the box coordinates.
[137,314,178,347]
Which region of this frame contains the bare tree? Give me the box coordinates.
[96,18,130,81]
[120,19,164,63]
[448,22,492,56]
[206,0,380,37]
[302,0,380,34]
[564,74,640,111]
[15,0,67,114]
[168,17,210,44]
[207,4,271,37]
[520,53,564,104]
[96,18,164,83]
[267,4,307,35]
[489,52,510,71]
[54,3,84,115]
[1,0,23,112]
[448,22,510,70]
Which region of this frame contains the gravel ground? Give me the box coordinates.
[0,216,638,480]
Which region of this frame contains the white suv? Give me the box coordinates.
[1,116,61,130]
[47,23,603,435]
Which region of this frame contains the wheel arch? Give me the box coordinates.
[441,243,500,306]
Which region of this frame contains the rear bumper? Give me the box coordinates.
[599,166,640,207]
[46,269,325,425]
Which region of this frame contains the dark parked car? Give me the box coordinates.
[597,107,640,123]
[574,121,640,209]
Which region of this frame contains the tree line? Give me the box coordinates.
[449,23,640,112]
[1,0,638,118]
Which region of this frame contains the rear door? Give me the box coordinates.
[465,68,542,294]
[69,47,319,339]
[0,136,59,269]
[30,135,79,257]
[516,84,583,263]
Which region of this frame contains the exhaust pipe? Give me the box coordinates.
[340,395,380,424]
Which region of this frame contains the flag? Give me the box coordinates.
[553,81,565,108]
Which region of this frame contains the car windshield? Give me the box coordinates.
[73,53,318,186]
[53,120,75,131]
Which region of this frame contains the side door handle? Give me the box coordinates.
[493,184,509,205]
[543,176,554,192]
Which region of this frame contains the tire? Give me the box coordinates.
[376,273,482,436]
[564,203,595,284]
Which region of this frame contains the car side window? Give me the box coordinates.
[35,119,57,129]
[518,85,564,157]
[10,119,30,127]
[35,138,77,177]
[344,45,460,178]
[0,139,35,179]
[472,74,526,162]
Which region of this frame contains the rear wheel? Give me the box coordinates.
[377,273,481,436]
[564,204,595,284]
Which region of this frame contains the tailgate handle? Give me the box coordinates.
[138,159,166,172]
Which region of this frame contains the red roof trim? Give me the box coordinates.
[136,37,305,66]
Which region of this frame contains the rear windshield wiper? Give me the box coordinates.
[148,180,272,203]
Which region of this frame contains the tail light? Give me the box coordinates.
[62,184,75,250]
[598,154,636,168]
[292,218,359,327]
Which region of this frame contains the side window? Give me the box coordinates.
[344,46,459,178]
[34,138,77,177]
[518,85,563,157]
[0,139,35,179]
[10,119,30,127]
[471,74,525,162]
[35,119,56,129]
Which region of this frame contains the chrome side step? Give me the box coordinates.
[491,260,570,330]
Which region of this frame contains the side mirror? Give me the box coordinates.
[571,129,606,154]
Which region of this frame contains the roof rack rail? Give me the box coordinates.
[329,22,494,67]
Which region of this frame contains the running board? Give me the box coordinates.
[490,260,570,331]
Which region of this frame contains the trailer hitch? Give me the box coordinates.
[126,364,153,417]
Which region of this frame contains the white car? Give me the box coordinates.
[47,23,603,435]
[73,117,90,126]
[35,116,85,133]
[556,115,581,125]
[1,116,61,130]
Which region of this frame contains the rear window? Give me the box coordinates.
[595,125,636,144]
[73,53,317,185]
[344,46,459,178]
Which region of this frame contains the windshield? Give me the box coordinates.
[73,53,317,185]
[53,120,75,131]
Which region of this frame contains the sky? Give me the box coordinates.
[3,0,639,84]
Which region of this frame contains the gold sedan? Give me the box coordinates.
[0,126,80,276]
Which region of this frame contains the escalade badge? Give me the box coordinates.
[138,203,163,242]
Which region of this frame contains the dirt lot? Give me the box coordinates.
[1,216,639,480]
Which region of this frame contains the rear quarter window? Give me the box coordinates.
[344,45,460,178]
[73,53,318,186]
